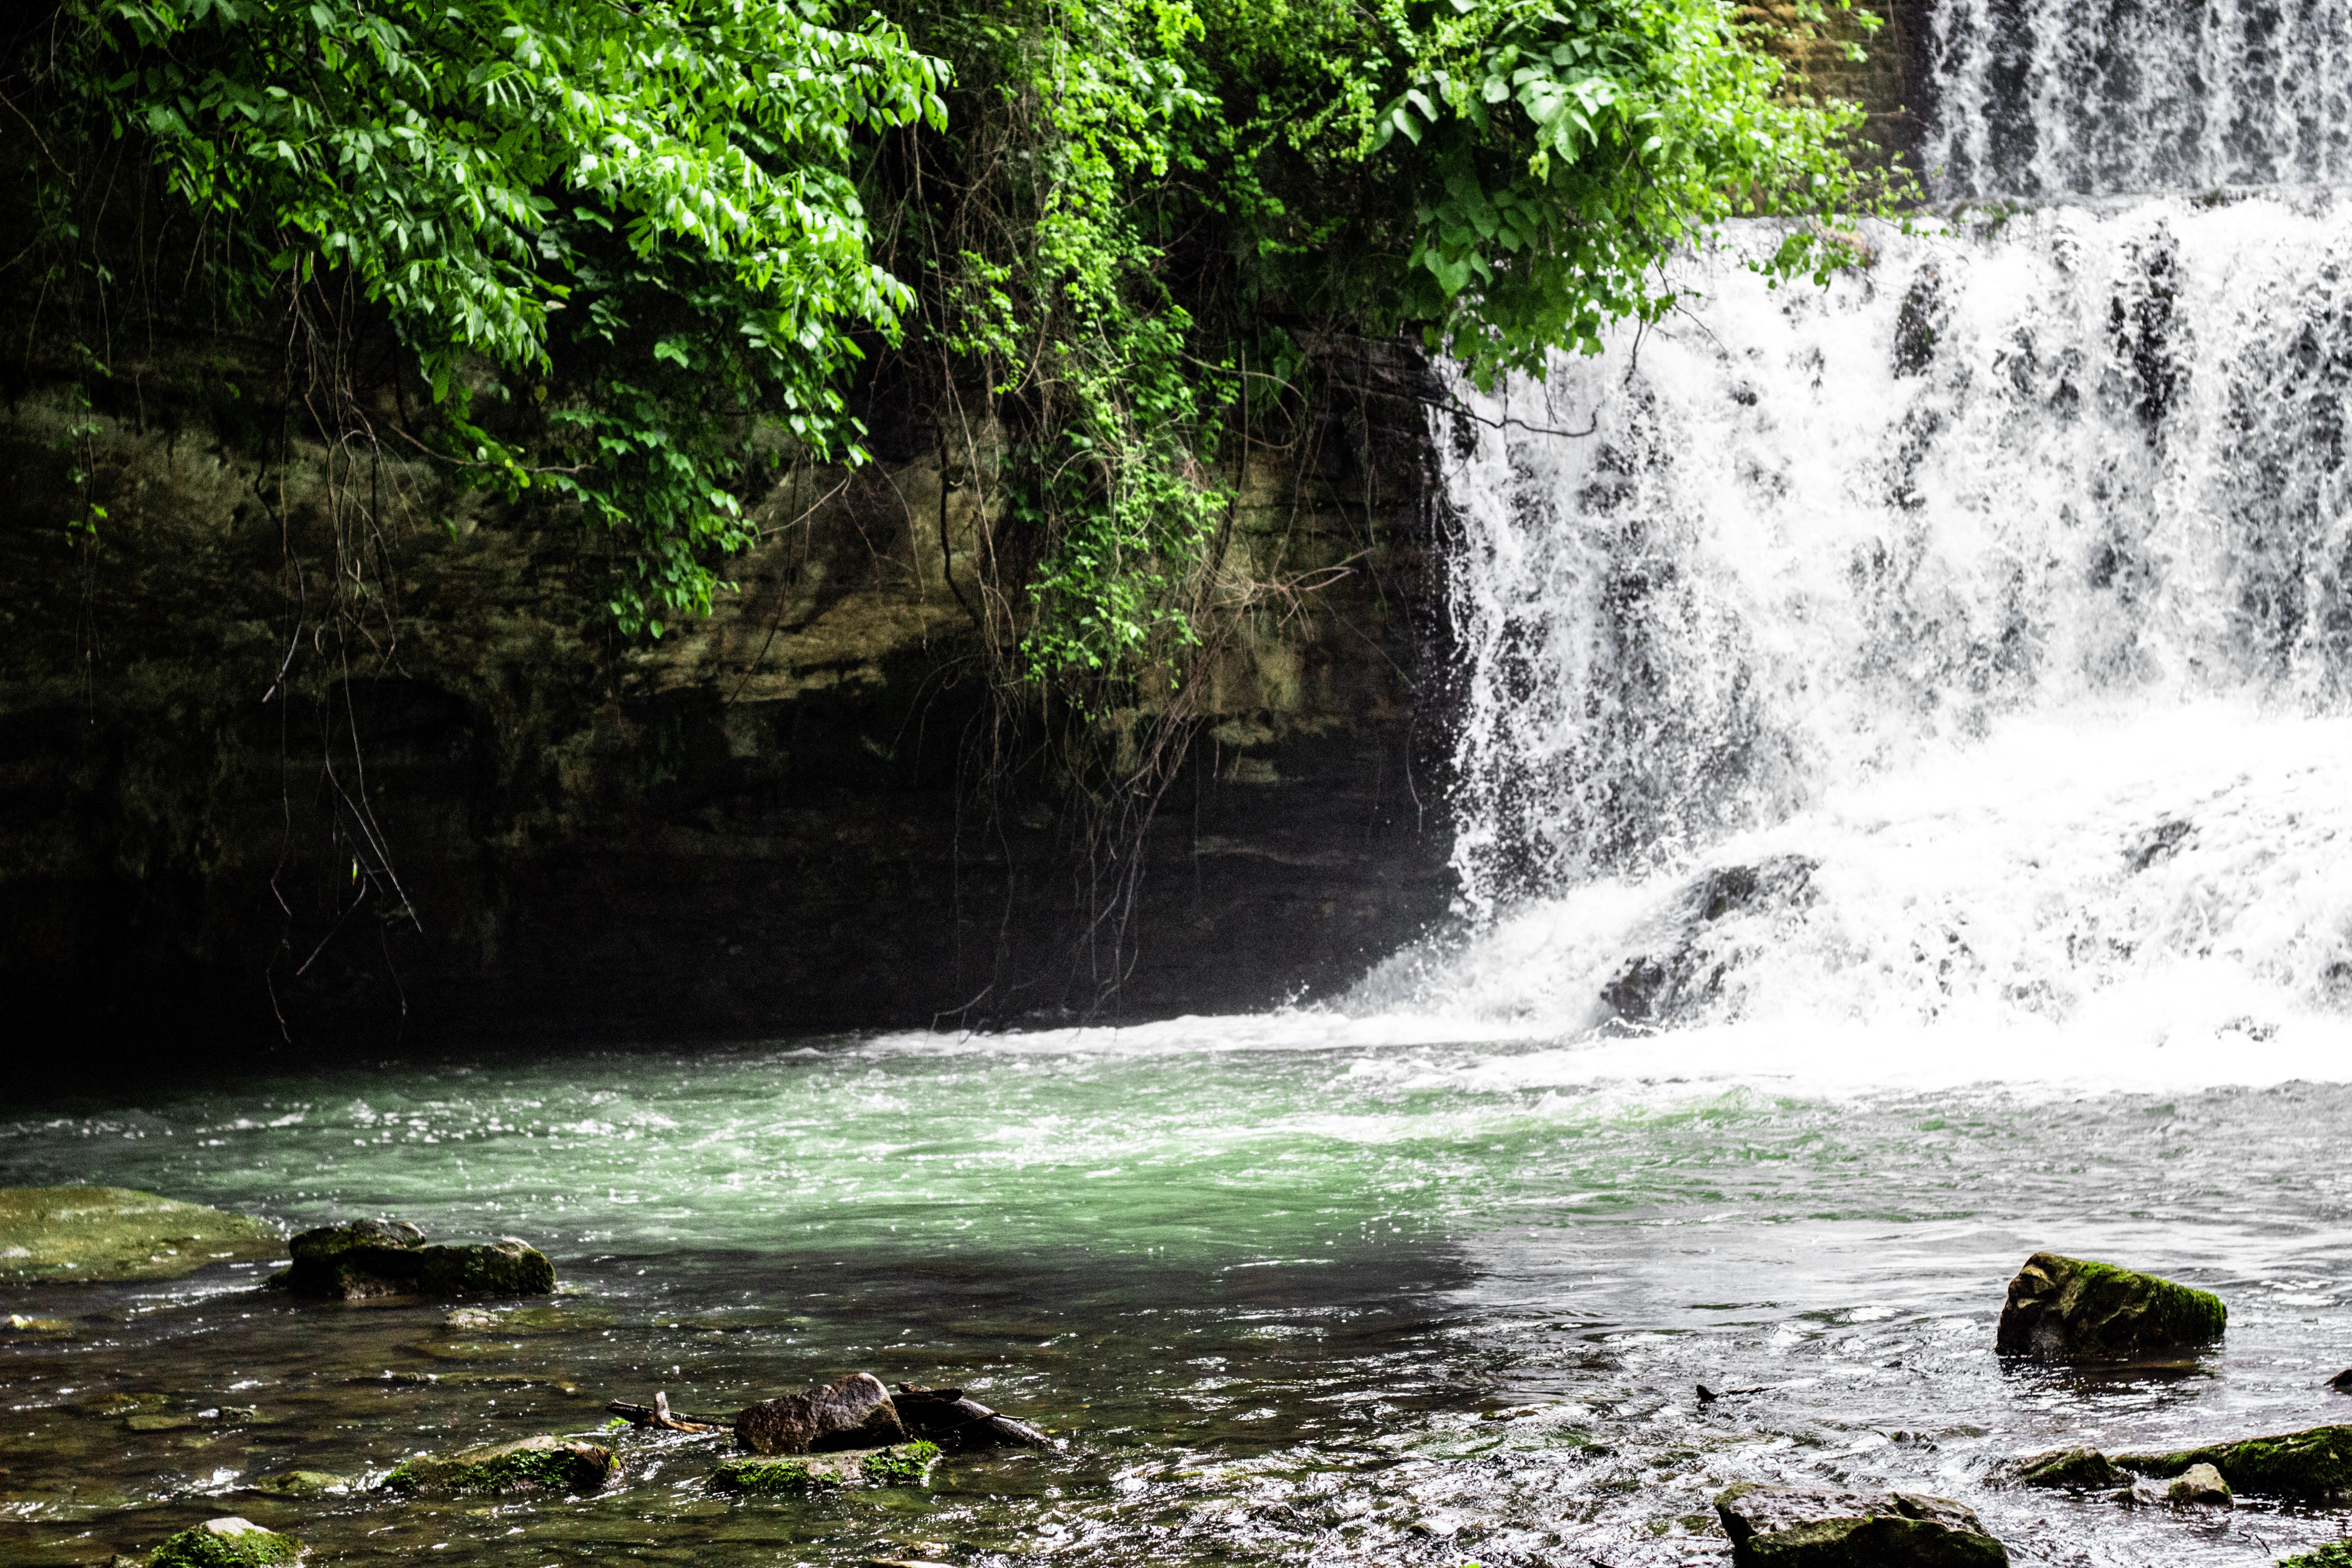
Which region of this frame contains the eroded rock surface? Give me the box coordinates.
[736,1372,907,1454]
[1714,1483,2009,1566]
[1995,1252,2225,1361]
[0,1187,281,1283]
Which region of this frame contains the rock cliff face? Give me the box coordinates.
[0,24,1928,1072]
[0,335,1454,1069]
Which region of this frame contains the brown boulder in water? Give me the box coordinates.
[735,1373,907,1455]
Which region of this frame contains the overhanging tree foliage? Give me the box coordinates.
[13,0,1881,674]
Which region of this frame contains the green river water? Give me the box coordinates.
[3,1023,2349,1566]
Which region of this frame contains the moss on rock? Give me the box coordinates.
[280,1220,553,1299]
[2117,1425,2352,1500]
[1996,1252,2225,1361]
[710,1455,836,1493]
[2277,1546,2352,1567]
[860,1441,941,1486]
[0,1187,282,1283]
[384,1434,615,1495]
[2007,1447,2122,1488]
[1714,1482,2010,1566]
[147,1517,302,1567]
[709,1441,939,1494]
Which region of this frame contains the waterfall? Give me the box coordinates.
[1925,0,2352,197]
[1390,8,2352,1047]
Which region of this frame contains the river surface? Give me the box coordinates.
[5,984,2351,1565]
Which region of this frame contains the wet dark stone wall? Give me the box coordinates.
[0,337,1455,1079]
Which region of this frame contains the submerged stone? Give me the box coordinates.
[0,1187,282,1284]
[707,1441,939,1494]
[279,1220,553,1300]
[242,1470,347,1498]
[1714,1483,2009,1566]
[1995,1252,2225,1361]
[147,1516,303,1567]
[2004,1446,2122,1488]
[2116,1424,2352,1500]
[2166,1462,2232,1505]
[384,1434,615,1495]
[736,1372,907,1455]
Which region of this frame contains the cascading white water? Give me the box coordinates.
[1925,0,2352,197]
[1380,89,2352,1051]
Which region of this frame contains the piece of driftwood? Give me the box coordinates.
[604,1392,730,1433]
[893,1384,1045,1448]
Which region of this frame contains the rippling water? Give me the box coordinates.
[5,1019,2350,1566]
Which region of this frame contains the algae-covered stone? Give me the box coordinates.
[241,1470,347,1498]
[1995,1252,2225,1361]
[280,1220,553,1299]
[2004,1446,2122,1488]
[414,1238,554,1297]
[2166,1462,2231,1505]
[861,1441,941,1486]
[384,1434,615,1495]
[2278,1546,2352,1567]
[708,1441,939,1494]
[2116,1424,2352,1500]
[709,1454,849,1493]
[0,1187,282,1283]
[279,1219,426,1298]
[147,1516,303,1567]
[1714,1483,2009,1566]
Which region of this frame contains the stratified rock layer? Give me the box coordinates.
[0,1187,282,1283]
[1995,1252,2225,1361]
[1714,1483,2009,1566]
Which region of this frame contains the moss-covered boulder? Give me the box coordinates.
[383,1434,615,1495]
[147,1517,303,1567]
[1714,1483,2009,1566]
[2116,1425,2352,1500]
[708,1441,939,1494]
[2278,1546,2352,1567]
[415,1239,554,1296]
[0,1187,282,1283]
[279,1220,552,1299]
[1995,1253,2225,1361]
[2004,1447,2122,1488]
